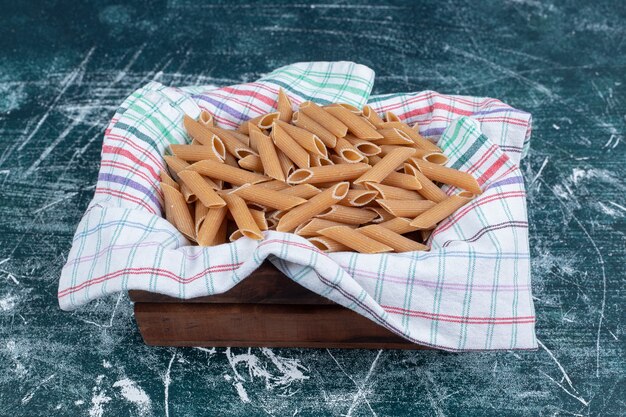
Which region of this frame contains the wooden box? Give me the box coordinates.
[130,262,426,349]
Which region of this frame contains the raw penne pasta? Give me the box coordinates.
[188,159,269,185]
[230,131,251,147]
[194,201,209,235]
[317,226,393,254]
[363,182,423,200]
[403,163,447,202]
[252,125,286,181]
[379,145,448,165]
[257,180,290,191]
[207,125,257,158]
[268,209,286,221]
[161,182,195,240]
[161,183,176,224]
[266,217,278,230]
[362,105,385,127]
[334,137,365,163]
[412,160,482,194]
[221,193,263,240]
[271,122,310,169]
[300,101,348,138]
[329,154,346,165]
[329,103,361,114]
[337,189,379,207]
[277,88,293,122]
[229,229,244,242]
[249,208,268,231]
[384,111,401,122]
[380,171,422,191]
[232,183,307,210]
[373,128,413,145]
[308,236,351,253]
[377,217,417,234]
[164,155,190,175]
[376,199,437,218]
[213,218,228,245]
[420,229,433,242]
[365,207,396,224]
[410,191,474,229]
[277,149,295,178]
[354,147,416,184]
[196,206,228,246]
[238,112,280,134]
[160,170,179,190]
[344,135,381,156]
[379,121,442,152]
[324,105,383,139]
[295,218,353,237]
[180,184,197,203]
[368,155,382,165]
[287,163,370,185]
[183,115,227,156]
[277,182,349,232]
[199,110,214,126]
[274,120,327,156]
[310,154,334,167]
[170,144,223,162]
[292,111,337,148]
[358,225,428,252]
[238,154,264,172]
[177,170,226,208]
[223,152,239,167]
[280,184,321,199]
[316,205,377,225]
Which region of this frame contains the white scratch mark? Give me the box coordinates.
[326,349,378,417]
[113,378,152,416]
[346,349,382,417]
[33,192,79,214]
[234,381,250,403]
[0,258,10,266]
[537,339,577,393]
[21,373,56,405]
[607,329,618,341]
[531,157,549,186]
[163,353,176,417]
[194,347,217,354]
[608,201,626,213]
[88,375,111,417]
[539,370,589,406]
[552,124,560,130]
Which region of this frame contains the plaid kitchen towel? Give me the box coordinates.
[58,62,536,351]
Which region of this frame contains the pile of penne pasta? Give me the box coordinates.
[160,89,481,253]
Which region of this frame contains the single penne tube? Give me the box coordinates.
[230,130,251,147]
[161,182,195,241]
[229,229,244,242]
[363,182,423,200]
[362,105,385,127]
[380,171,422,191]
[249,208,268,231]
[207,125,257,158]
[365,207,396,224]
[380,145,448,165]
[384,110,401,122]
[310,154,334,167]
[403,163,447,202]
[256,180,290,191]
[238,112,280,134]
[354,147,416,184]
[160,170,179,190]
[164,155,190,175]
[194,201,209,235]
[277,182,349,232]
[274,120,327,157]
[280,184,321,199]
[317,226,393,254]
[212,218,229,245]
[223,152,239,167]
[410,191,474,229]
[277,88,293,122]
[232,183,306,210]
[300,101,348,137]
[379,121,442,152]
[180,184,197,203]
[221,193,263,240]
[295,218,354,237]
[377,216,417,234]
[246,202,268,212]
[358,225,429,252]
[412,160,482,194]
[177,170,226,208]
[238,154,264,172]
[161,183,176,224]
[183,116,227,158]
[316,205,378,225]
[334,137,366,163]
[308,236,351,253]
[170,144,224,162]
[368,155,382,165]
[329,154,346,165]
[196,206,228,246]
[327,103,361,114]
[376,199,437,218]
[292,111,337,148]
[287,163,370,185]
[271,123,310,169]
[344,135,381,156]
[277,149,295,178]
[373,128,414,145]
[199,110,214,126]
[324,105,383,139]
[188,159,269,185]
[337,189,379,207]
[268,209,287,221]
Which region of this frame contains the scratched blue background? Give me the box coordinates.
[0,1,624,416]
